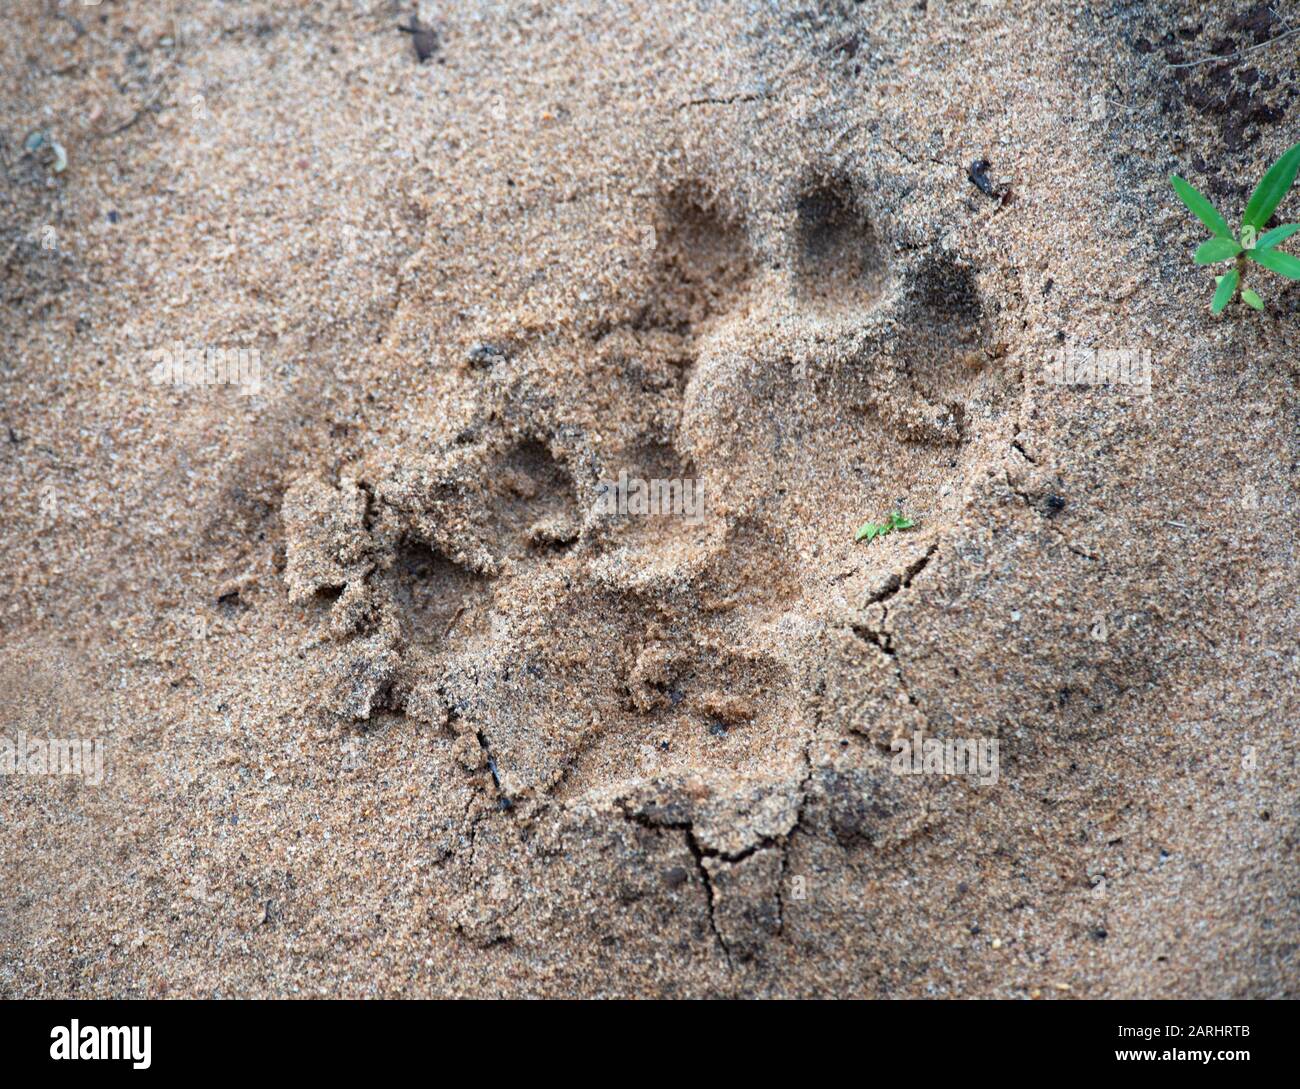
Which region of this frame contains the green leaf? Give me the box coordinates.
[856,513,916,543]
[1242,142,1300,230]
[1249,246,1300,280]
[1170,174,1231,238]
[1211,268,1239,313]
[1194,237,1242,263]
[1241,288,1265,310]
[1255,223,1300,251]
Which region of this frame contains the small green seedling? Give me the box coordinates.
[855,511,914,543]
[1170,141,1300,313]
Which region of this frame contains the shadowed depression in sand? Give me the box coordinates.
[1,0,1297,997]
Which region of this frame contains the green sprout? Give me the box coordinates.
[854,511,915,543]
[1170,141,1300,313]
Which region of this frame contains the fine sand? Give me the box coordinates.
[1,0,1297,997]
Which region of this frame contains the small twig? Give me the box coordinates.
[677,31,857,110]
[1166,25,1300,69]
[678,91,767,110]
[104,100,157,137]
[441,604,466,641]
[102,63,176,138]
[53,11,86,39]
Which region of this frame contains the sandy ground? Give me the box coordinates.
[1,0,1297,997]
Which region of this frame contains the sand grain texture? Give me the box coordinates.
[1,0,1297,997]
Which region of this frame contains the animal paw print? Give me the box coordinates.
[674,169,1009,558]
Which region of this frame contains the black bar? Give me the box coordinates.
[1,999,1289,1078]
